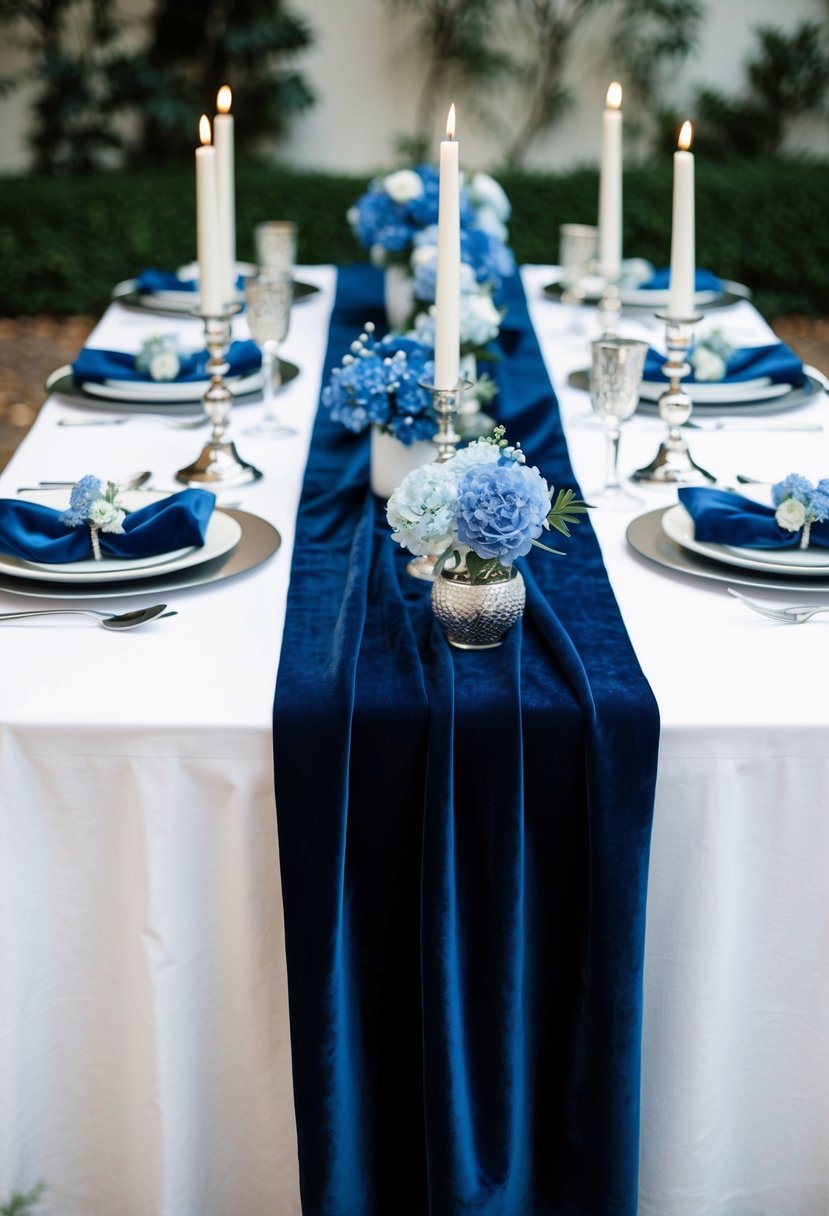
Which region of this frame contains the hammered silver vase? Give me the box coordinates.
[431,567,526,650]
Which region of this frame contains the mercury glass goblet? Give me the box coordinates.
[254,221,297,278]
[244,273,295,438]
[589,336,648,511]
[559,223,598,331]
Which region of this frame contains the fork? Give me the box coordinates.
[727,587,829,624]
[57,415,208,429]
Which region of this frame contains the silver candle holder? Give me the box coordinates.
[406,377,472,581]
[176,307,262,488]
[632,312,716,486]
[597,278,622,338]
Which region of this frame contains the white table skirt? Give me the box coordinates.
[1,266,827,1215]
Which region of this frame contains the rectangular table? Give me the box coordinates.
[1,266,827,1215]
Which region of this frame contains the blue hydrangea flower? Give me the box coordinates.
[456,462,551,565]
[322,328,436,445]
[61,475,103,527]
[772,473,814,506]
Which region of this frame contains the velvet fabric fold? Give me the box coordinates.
[135,267,246,295]
[638,266,722,292]
[73,340,260,385]
[679,486,829,549]
[0,489,214,562]
[273,265,660,1216]
[644,340,803,386]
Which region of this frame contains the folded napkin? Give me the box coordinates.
[679,487,829,550]
[638,267,723,292]
[0,489,215,564]
[136,268,246,295]
[644,341,804,386]
[73,340,261,385]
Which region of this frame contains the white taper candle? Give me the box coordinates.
[598,82,623,281]
[434,104,460,392]
[214,85,236,305]
[196,115,223,316]
[668,121,696,319]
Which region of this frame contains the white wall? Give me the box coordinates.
[1,0,827,175]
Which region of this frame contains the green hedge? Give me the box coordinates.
[0,160,826,318]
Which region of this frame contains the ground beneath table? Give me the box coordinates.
[1,313,827,473]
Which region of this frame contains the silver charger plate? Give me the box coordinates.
[46,359,300,413]
[543,278,750,312]
[627,507,829,593]
[567,369,824,417]
[111,279,319,317]
[0,508,281,601]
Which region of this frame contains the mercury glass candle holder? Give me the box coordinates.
[176,306,262,487]
[632,312,716,486]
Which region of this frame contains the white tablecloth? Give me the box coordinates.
[1,267,827,1215]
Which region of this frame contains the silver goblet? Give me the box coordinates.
[588,336,648,511]
[254,221,297,278]
[244,273,295,439]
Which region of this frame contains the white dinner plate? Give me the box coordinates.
[638,376,791,404]
[2,489,242,583]
[661,503,829,575]
[618,285,720,308]
[82,369,263,404]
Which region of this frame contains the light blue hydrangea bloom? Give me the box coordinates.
[456,462,551,565]
[386,462,460,556]
[62,475,103,527]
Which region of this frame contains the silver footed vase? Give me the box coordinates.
[431,566,526,650]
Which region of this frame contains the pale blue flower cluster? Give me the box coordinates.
[411,291,501,356]
[135,334,181,382]
[772,473,829,533]
[62,475,127,534]
[386,432,551,568]
[322,325,436,445]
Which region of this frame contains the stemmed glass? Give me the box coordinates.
[559,223,598,332]
[254,221,297,277]
[588,336,648,511]
[244,273,295,438]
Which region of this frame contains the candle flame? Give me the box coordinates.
[678,120,693,151]
[199,114,212,146]
[217,85,232,114]
[446,103,456,140]
[606,81,622,110]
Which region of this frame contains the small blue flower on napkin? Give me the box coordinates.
[136,268,246,295]
[0,489,215,563]
[679,487,829,550]
[638,268,723,293]
[644,341,804,387]
[72,340,261,385]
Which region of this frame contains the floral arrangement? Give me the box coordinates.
[772,473,829,548]
[322,322,436,445]
[409,225,515,300]
[62,475,128,535]
[410,291,502,358]
[62,475,130,558]
[690,329,733,382]
[348,165,514,278]
[135,335,181,381]
[386,426,590,583]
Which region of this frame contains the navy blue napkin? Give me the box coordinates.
[644,341,804,386]
[639,267,723,292]
[679,486,829,550]
[73,340,261,385]
[136,268,246,294]
[0,489,215,563]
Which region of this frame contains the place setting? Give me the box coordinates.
[0,472,282,604]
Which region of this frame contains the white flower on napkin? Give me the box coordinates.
[775,498,807,532]
[691,347,727,381]
[148,348,181,381]
[135,334,181,382]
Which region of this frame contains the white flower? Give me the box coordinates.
[459,291,501,348]
[466,172,511,222]
[471,207,508,243]
[384,169,425,204]
[386,462,460,556]
[88,499,126,533]
[370,243,390,267]
[346,206,360,228]
[692,347,726,382]
[447,441,501,476]
[148,348,181,382]
[775,498,807,532]
[411,242,437,270]
[459,263,479,294]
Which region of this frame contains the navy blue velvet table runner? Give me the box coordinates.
[274,265,660,1216]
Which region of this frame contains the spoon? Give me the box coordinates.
[16,471,153,492]
[0,605,176,630]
